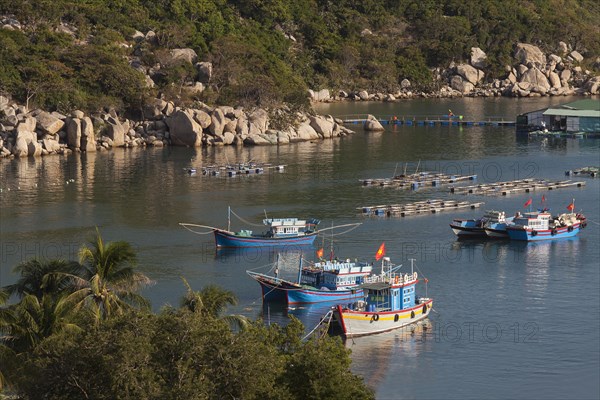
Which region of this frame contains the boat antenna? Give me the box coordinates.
[264,209,268,220]
[410,258,415,275]
[228,206,231,232]
[392,162,398,179]
[415,160,421,174]
[329,221,334,261]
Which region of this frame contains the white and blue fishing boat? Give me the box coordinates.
[180,207,320,248]
[483,211,515,238]
[213,217,320,248]
[505,210,586,241]
[247,257,372,305]
[329,258,433,338]
[450,210,511,237]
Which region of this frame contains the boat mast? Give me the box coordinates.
[228,206,231,232]
[297,254,303,284]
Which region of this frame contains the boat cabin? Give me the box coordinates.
[263,218,319,237]
[513,211,551,230]
[360,271,419,312]
[300,260,372,290]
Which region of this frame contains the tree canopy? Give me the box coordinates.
[0,0,598,112]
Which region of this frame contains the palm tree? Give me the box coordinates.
[180,278,248,330]
[65,229,152,324]
[4,258,78,300]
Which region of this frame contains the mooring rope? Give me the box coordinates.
[230,208,264,227]
[302,309,333,341]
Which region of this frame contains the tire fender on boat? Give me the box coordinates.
[422,305,427,315]
[581,222,587,229]
[551,229,557,236]
[411,311,415,319]
[567,226,573,232]
[372,314,379,322]
[531,230,538,237]
[394,314,399,322]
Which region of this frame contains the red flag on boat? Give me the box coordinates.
[541,195,546,203]
[316,248,324,258]
[424,278,429,283]
[524,198,532,208]
[567,202,575,211]
[375,242,386,261]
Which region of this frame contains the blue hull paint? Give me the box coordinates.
[214,230,318,248]
[255,276,364,305]
[506,224,581,241]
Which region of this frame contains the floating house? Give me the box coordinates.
[517,99,600,134]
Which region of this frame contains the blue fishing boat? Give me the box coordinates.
[329,258,433,338]
[505,210,586,241]
[247,258,373,305]
[213,217,320,248]
[450,210,511,237]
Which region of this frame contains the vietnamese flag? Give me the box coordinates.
[541,195,546,203]
[316,248,324,258]
[567,202,575,212]
[523,198,532,208]
[375,242,386,261]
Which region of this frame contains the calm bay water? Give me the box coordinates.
[1,97,599,399]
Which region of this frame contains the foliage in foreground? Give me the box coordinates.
[0,231,373,399]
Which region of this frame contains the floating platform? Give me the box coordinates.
[358,199,485,217]
[186,163,286,177]
[449,179,586,196]
[361,171,476,189]
[338,114,514,127]
[565,167,598,178]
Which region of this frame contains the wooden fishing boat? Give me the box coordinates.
[329,258,433,338]
[247,258,372,305]
[505,209,586,241]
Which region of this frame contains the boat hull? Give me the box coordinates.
[506,223,581,241]
[214,229,318,248]
[251,274,364,305]
[450,220,486,237]
[332,299,433,338]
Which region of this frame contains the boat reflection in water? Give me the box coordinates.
[345,320,433,390]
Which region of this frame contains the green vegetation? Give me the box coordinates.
[0,0,598,113]
[0,231,374,399]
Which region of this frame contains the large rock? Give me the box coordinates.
[583,76,600,94]
[470,47,488,69]
[400,79,411,88]
[81,117,96,152]
[106,121,125,147]
[558,41,569,55]
[515,43,546,67]
[12,137,28,157]
[243,133,275,146]
[165,110,202,147]
[42,138,60,152]
[358,90,369,100]
[27,141,42,157]
[196,62,212,83]
[16,116,36,134]
[167,48,198,65]
[309,89,330,102]
[296,122,320,141]
[222,131,235,145]
[249,109,268,133]
[66,118,81,149]
[520,67,551,91]
[209,108,226,136]
[548,71,561,88]
[456,64,484,85]
[236,117,249,137]
[363,115,385,132]
[568,50,583,63]
[35,111,64,135]
[309,115,335,138]
[450,75,474,93]
[193,109,212,129]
